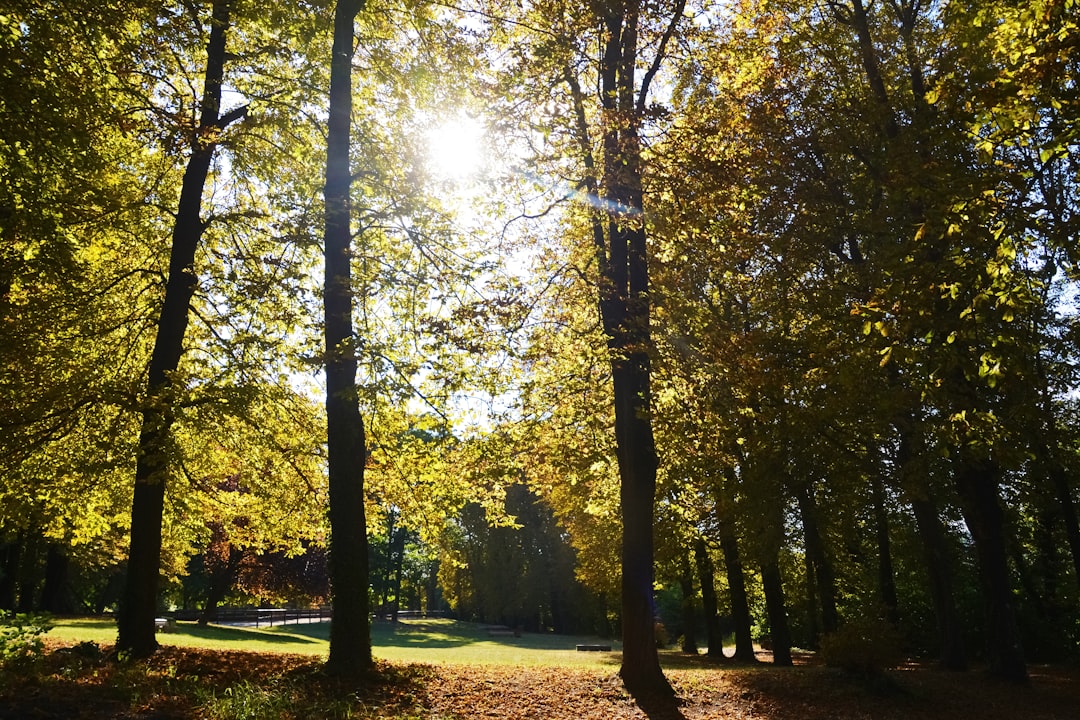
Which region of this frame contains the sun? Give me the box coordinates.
[425,113,485,183]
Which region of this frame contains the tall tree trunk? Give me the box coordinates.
[0,536,22,610]
[678,555,698,654]
[1030,351,1080,586]
[1033,387,1080,586]
[760,555,793,666]
[718,530,756,662]
[16,533,39,612]
[564,0,685,700]
[390,527,405,623]
[117,0,244,658]
[801,540,820,649]
[953,452,1027,682]
[795,483,839,637]
[40,544,72,614]
[323,0,371,676]
[871,472,900,626]
[908,493,967,670]
[1047,461,1080,588]
[592,1,680,701]
[1033,508,1061,611]
[693,538,725,659]
[897,422,968,670]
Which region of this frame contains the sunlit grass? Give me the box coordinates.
[48,617,122,646]
[47,616,657,669]
[373,618,624,669]
[49,617,326,655]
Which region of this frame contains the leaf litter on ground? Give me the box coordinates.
[0,641,1077,719]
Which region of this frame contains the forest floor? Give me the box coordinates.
[0,640,1077,719]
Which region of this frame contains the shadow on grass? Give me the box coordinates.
[175,622,321,646]
[367,619,623,654]
[259,618,476,649]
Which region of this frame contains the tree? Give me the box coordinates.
[322,0,372,676]
[573,0,687,699]
[118,0,248,657]
[439,483,598,633]
[0,0,159,617]
[819,0,1030,680]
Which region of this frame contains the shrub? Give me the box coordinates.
[0,612,53,669]
[819,618,904,677]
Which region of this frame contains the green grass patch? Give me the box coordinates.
[374,618,624,668]
[48,616,721,671]
[50,617,326,655]
[49,617,633,668]
[48,617,122,647]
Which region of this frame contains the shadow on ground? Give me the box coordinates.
[173,622,320,646]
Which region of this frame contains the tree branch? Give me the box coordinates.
[637,0,687,112]
[215,103,249,130]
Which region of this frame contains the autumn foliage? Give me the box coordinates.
[2,641,1079,720]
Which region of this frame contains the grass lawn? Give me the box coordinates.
[49,616,633,668]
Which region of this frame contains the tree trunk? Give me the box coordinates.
[563,0,685,700]
[871,472,900,626]
[1033,508,1062,612]
[117,0,242,658]
[908,494,967,670]
[200,545,242,626]
[895,415,967,670]
[40,544,73,614]
[761,555,793,666]
[16,533,39,612]
[616,405,666,694]
[390,527,405,623]
[719,530,756,662]
[591,1,677,701]
[693,538,725,659]
[678,556,698,654]
[1043,449,1080,588]
[0,536,22,610]
[801,538,819,650]
[795,483,839,636]
[378,514,395,615]
[953,453,1027,682]
[323,0,371,676]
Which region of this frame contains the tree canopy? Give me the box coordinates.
[2,0,1078,695]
